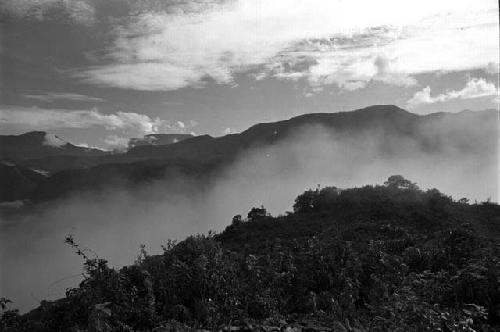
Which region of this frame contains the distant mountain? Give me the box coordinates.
[0,131,108,161]
[122,105,496,162]
[0,132,195,174]
[1,106,497,203]
[128,133,194,148]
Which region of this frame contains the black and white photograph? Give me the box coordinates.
[0,0,499,330]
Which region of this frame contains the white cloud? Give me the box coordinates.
[372,56,417,87]
[222,127,232,135]
[75,0,498,91]
[407,78,499,108]
[43,133,66,147]
[0,105,198,148]
[76,63,207,91]
[407,86,438,106]
[102,135,130,150]
[24,92,104,103]
[73,142,105,150]
[0,106,163,133]
[0,106,194,149]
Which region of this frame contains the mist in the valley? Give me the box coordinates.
[1,118,497,312]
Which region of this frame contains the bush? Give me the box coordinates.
[4,177,500,331]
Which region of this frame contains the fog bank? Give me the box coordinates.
[1,121,497,312]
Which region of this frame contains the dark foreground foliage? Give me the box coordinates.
[2,176,500,331]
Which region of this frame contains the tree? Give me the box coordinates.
[247,206,268,221]
[293,189,319,213]
[293,186,340,213]
[231,214,243,226]
[384,175,419,191]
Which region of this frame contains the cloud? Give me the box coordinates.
[73,142,104,150]
[102,135,130,149]
[407,77,499,108]
[43,133,66,147]
[0,106,162,132]
[0,105,191,148]
[74,0,498,91]
[75,63,208,91]
[372,56,417,87]
[23,92,104,103]
[0,0,96,25]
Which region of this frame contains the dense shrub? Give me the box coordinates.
[2,176,499,331]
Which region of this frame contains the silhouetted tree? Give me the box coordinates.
[231,214,243,226]
[384,175,419,191]
[247,206,268,221]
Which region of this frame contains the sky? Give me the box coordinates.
[0,0,498,149]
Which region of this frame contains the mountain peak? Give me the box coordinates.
[360,104,406,111]
[354,104,410,115]
[20,131,47,135]
[18,131,47,139]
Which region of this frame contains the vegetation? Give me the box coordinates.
[2,176,500,331]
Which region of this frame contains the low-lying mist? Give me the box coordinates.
[1,121,497,312]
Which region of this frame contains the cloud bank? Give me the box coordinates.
[75,0,498,92]
[0,106,191,148]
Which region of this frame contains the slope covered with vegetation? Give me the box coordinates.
[1,176,500,331]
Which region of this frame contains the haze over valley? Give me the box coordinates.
[1,105,498,312]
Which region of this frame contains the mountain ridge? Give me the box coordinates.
[1,106,496,203]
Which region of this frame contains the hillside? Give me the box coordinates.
[1,106,497,203]
[1,177,499,331]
